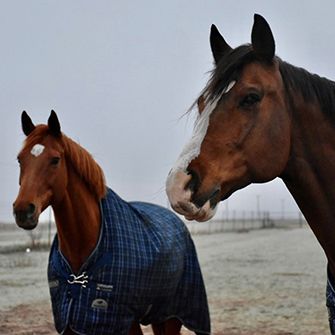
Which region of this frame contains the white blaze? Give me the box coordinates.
[166,81,236,221]
[30,144,45,157]
[171,81,236,173]
[223,80,236,94]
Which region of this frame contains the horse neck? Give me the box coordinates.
[282,97,335,274]
[52,166,101,274]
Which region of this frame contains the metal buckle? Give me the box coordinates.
[67,272,89,288]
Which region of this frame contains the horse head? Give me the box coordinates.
[166,14,291,221]
[13,111,66,229]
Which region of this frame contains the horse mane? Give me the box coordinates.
[62,134,106,200]
[195,42,335,123]
[23,125,106,200]
[278,60,335,122]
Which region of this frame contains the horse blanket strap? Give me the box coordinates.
[48,188,210,335]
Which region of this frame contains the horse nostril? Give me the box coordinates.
[13,203,36,223]
[27,203,36,218]
[186,169,201,193]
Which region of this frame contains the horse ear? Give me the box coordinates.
[210,24,232,64]
[48,110,61,137]
[251,14,275,62]
[21,111,35,136]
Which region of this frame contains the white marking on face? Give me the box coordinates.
[170,96,220,174]
[166,94,221,217]
[166,80,236,221]
[170,80,236,173]
[30,144,45,157]
[223,80,236,94]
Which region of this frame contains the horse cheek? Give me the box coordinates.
[51,164,68,204]
[262,110,290,180]
[247,109,290,182]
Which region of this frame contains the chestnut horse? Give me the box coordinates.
[13,111,210,335]
[166,14,335,333]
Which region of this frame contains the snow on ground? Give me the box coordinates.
[0,226,329,334]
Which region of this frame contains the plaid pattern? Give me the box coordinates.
[327,268,335,334]
[48,188,210,334]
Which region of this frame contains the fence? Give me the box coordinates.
[185,210,306,235]
[0,210,306,252]
[0,220,56,253]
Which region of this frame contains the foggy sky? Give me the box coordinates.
[2,0,335,222]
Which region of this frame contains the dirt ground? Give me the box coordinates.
[0,226,329,334]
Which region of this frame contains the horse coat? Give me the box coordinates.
[48,188,210,335]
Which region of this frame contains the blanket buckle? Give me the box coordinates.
[67,272,89,288]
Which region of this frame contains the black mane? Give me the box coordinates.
[279,61,335,120]
[199,44,335,122]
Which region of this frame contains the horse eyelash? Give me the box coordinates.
[239,93,261,108]
[50,157,61,165]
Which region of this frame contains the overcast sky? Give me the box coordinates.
[1,0,335,222]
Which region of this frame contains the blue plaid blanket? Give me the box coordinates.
[48,188,210,334]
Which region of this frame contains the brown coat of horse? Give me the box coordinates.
[166,14,335,333]
[13,112,185,335]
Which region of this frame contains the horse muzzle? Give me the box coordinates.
[166,169,218,222]
[13,202,39,230]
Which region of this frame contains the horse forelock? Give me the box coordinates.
[200,44,254,104]
[21,125,49,152]
[21,125,106,200]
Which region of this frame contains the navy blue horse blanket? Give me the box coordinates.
[48,188,210,334]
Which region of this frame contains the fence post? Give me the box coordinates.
[299,212,303,227]
[232,210,236,231]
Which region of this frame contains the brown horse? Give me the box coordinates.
[166,14,335,333]
[13,111,210,335]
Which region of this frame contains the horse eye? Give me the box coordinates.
[239,93,261,108]
[50,157,60,166]
[17,157,21,165]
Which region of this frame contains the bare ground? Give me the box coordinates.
[0,226,329,334]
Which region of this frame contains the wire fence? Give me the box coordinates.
[185,210,306,235]
[0,210,306,252]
